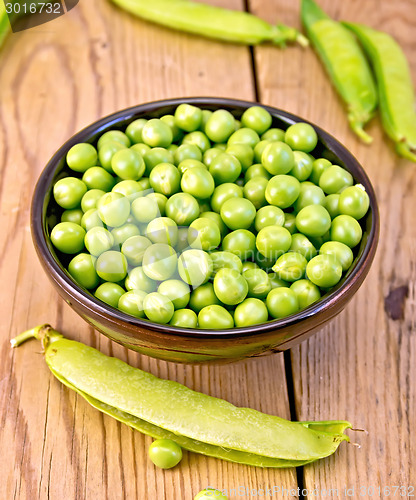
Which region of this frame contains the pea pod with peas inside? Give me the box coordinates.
[12,325,353,468]
[301,0,377,143]
[109,0,309,47]
[342,22,416,162]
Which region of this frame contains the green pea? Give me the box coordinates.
[145,217,178,246]
[125,118,147,144]
[210,251,243,274]
[213,268,248,305]
[291,151,314,181]
[228,127,260,148]
[200,211,228,239]
[324,194,341,219]
[53,177,88,209]
[188,218,221,251]
[170,308,198,328]
[295,205,331,238]
[67,143,98,172]
[121,235,152,266]
[294,183,326,212]
[94,282,125,308]
[61,208,83,225]
[174,104,202,132]
[82,167,115,192]
[98,141,126,173]
[209,153,242,184]
[241,106,272,134]
[234,298,269,327]
[125,266,157,293]
[330,214,363,248]
[137,177,151,191]
[289,233,317,260]
[144,147,174,174]
[268,273,290,289]
[181,167,215,199]
[211,183,243,213]
[272,252,308,282]
[174,143,202,164]
[265,175,301,208]
[165,193,200,226]
[319,165,353,194]
[306,254,343,288]
[225,143,254,171]
[81,209,104,231]
[202,147,222,167]
[68,253,99,289]
[149,163,181,196]
[178,249,212,287]
[118,290,147,318]
[51,222,85,254]
[189,282,221,312]
[222,229,256,261]
[284,122,318,153]
[194,489,228,500]
[256,226,292,260]
[253,139,271,164]
[131,196,160,224]
[142,243,177,281]
[147,192,167,216]
[178,159,206,175]
[243,176,268,209]
[254,205,285,232]
[283,213,297,234]
[262,141,295,175]
[220,198,256,230]
[97,192,130,227]
[198,305,234,329]
[243,268,271,298]
[244,163,272,183]
[143,292,174,324]
[200,109,213,130]
[148,438,183,469]
[174,227,189,253]
[158,280,191,309]
[111,223,141,246]
[141,119,173,148]
[320,241,353,271]
[111,148,145,180]
[97,130,130,149]
[261,128,285,142]
[95,251,128,282]
[112,180,143,201]
[85,227,114,256]
[309,158,331,185]
[266,287,299,319]
[242,261,259,272]
[338,185,369,220]
[182,131,211,153]
[290,279,321,309]
[81,189,105,212]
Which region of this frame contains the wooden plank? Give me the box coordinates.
[0,1,299,498]
[251,0,416,491]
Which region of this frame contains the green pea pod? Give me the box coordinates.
[301,0,377,143]
[343,22,416,163]
[12,325,351,467]
[110,0,308,48]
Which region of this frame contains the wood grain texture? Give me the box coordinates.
[250,0,416,492]
[0,1,299,499]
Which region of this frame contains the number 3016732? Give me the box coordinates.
[5,3,63,15]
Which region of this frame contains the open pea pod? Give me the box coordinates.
[110,0,308,48]
[12,325,351,468]
[343,22,416,163]
[301,0,377,143]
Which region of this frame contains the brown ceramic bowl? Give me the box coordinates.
[31,97,379,364]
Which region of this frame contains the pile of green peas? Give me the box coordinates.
[50,103,370,329]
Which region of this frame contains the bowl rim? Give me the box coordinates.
[31,96,380,340]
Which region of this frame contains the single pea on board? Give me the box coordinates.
[49,103,370,330]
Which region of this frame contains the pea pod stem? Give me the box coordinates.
[12,325,352,468]
[109,0,308,48]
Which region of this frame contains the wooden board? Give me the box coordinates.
[0,0,415,498]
